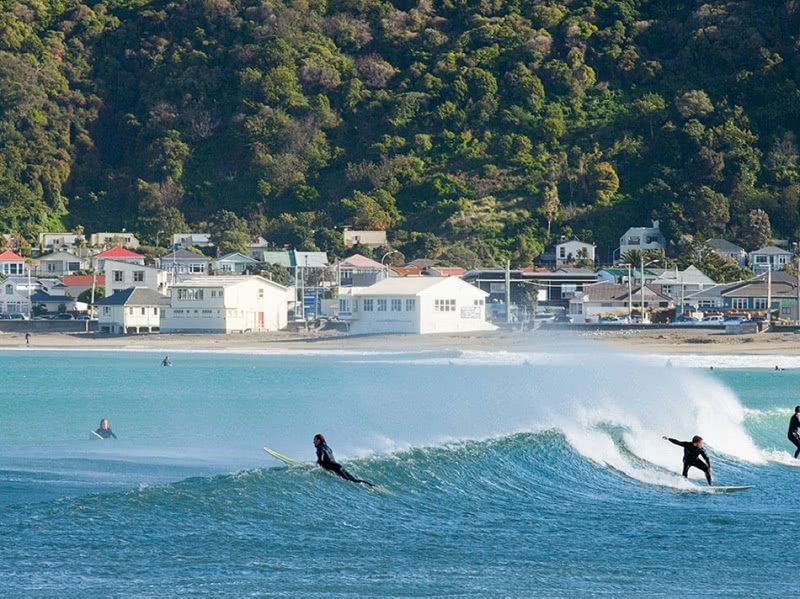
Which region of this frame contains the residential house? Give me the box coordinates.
[257,250,293,268]
[343,229,388,249]
[62,274,105,300]
[30,290,84,314]
[0,250,26,276]
[336,254,386,287]
[1,277,32,314]
[685,283,741,311]
[618,221,666,259]
[104,260,170,296]
[426,266,466,277]
[597,267,660,285]
[247,236,271,259]
[97,287,169,334]
[95,247,145,271]
[555,240,596,266]
[89,232,140,248]
[160,276,291,333]
[708,239,747,265]
[407,259,436,269]
[213,252,260,274]
[35,251,86,276]
[391,266,423,277]
[172,233,213,248]
[569,282,674,322]
[157,249,210,277]
[38,232,84,254]
[650,266,717,301]
[292,250,328,269]
[340,276,495,335]
[749,246,793,273]
[719,271,798,319]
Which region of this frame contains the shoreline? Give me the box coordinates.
[4,327,800,358]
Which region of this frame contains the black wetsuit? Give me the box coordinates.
[668,438,712,483]
[788,415,800,458]
[95,428,117,439]
[316,443,372,486]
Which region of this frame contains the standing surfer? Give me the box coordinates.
[161,355,172,367]
[788,406,800,459]
[95,418,118,439]
[313,434,373,486]
[663,435,712,485]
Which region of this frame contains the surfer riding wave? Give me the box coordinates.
[313,434,373,487]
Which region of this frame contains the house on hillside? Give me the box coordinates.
[94,247,145,271]
[160,276,290,333]
[343,229,388,249]
[104,260,170,296]
[340,277,494,335]
[89,232,140,248]
[568,282,674,322]
[618,221,666,259]
[685,283,741,310]
[97,288,169,335]
[213,252,259,274]
[597,267,660,285]
[555,240,596,266]
[719,271,798,319]
[335,254,386,287]
[30,290,83,314]
[38,232,84,254]
[749,246,793,273]
[0,250,26,276]
[35,251,86,276]
[708,239,747,265]
[158,249,209,277]
[650,266,717,299]
[172,233,213,248]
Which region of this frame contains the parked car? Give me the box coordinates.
[700,315,724,326]
[0,314,11,320]
[671,315,701,325]
[8,313,29,321]
[599,316,627,324]
[54,314,75,320]
[723,315,749,325]
[532,312,556,322]
[76,315,95,321]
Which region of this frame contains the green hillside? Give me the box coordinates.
[1,0,799,266]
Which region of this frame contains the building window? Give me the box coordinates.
[473,299,485,306]
[391,299,402,311]
[190,264,204,273]
[113,271,123,282]
[154,308,158,315]
[258,289,264,299]
[363,299,374,312]
[561,284,577,299]
[47,263,56,272]
[405,299,416,311]
[753,298,768,310]
[339,299,350,313]
[177,288,204,300]
[128,307,134,315]
[377,299,387,312]
[435,299,456,312]
[5,284,11,295]
[141,307,146,315]
[628,236,641,246]
[731,298,748,310]
[133,271,144,282]
[103,306,110,315]
[68,262,80,271]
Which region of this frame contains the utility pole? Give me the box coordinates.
[796,253,800,325]
[767,264,772,323]
[640,254,645,321]
[505,260,511,324]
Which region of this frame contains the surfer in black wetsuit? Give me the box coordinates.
[788,406,800,458]
[95,418,117,439]
[161,355,171,367]
[663,435,712,485]
[313,434,373,486]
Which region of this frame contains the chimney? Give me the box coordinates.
[652,220,660,229]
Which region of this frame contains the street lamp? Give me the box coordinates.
[381,250,401,279]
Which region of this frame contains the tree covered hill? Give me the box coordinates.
[1,0,800,265]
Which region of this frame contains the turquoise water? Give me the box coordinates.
[2,349,800,596]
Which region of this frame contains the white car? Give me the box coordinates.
[700,315,724,326]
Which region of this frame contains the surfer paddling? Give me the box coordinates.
[663,435,712,485]
[313,434,373,487]
[788,406,800,459]
[94,418,117,440]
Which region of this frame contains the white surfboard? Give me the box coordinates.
[89,430,104,440]
[263,447,306,467]
[684,485,753,494]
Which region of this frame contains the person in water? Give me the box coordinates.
[663,435,712,485]
[161,355,171,367]
[95,418,117,439]
[313,434,372,486]
[788,406,800,459]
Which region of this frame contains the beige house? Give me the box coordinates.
[35,251,86,276]
[161,276,290,333]
[97,287,169,334]
[343,229,388,249]
[90,232,140,248]
[38,232,84,253]
[104,260,171,296]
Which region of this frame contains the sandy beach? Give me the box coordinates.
[3,326,800,355]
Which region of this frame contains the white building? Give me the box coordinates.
[158,249,209,277]
[1,278,32,314]
[0,250,26,276]
[749,246,793,273]
[618,221,666,259]
[555,240,595,266]
[343,229,388,249]
[38,232,84,253]
[708,239,747,265]
[569,282,673,322]
[94,247,145,271]
[339,277,495,335]
[172,233,213,248]
[35,251,86,276]
[97,287,169,334]
[104,260,170,296]
[650,265,716,297]
[161,276,290,333]
[89,232,140,248]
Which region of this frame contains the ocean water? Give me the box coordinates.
[2,347,800,596]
